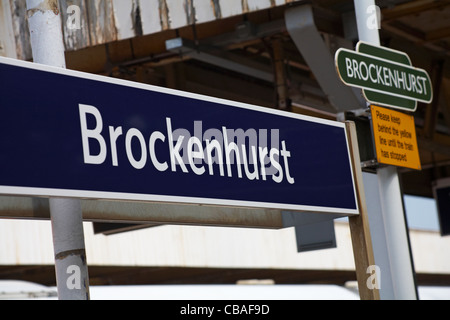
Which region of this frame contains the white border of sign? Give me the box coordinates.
[0,56,359,215]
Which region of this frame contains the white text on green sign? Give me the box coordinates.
[335,47,433,109]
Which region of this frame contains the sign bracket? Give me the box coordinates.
[345,121,380,300]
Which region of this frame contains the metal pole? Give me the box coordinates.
[353,0,417,300]
[50,199,90,300]
[26,0,90,300]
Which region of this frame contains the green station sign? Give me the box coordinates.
[335,42,433,112]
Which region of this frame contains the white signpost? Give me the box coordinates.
[25,0,90,300]
[350,0,419,300]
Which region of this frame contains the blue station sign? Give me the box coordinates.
[0,57,358,214]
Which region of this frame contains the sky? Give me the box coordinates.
[404,195,440,231]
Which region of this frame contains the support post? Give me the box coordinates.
[346,122,380,300]
[353,0,417,300]
[272,37,290,111]
[26,0,90,300]
[50,199,90,300]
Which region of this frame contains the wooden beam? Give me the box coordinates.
[425,26,450,43]
[442,78,450,117]
[417,137,450,157]
[424,60,444,138]
[345,121,380,301]
[381,21,450,55]
[383,21,426,42]
[417,131,450,157]
[382,0,450,22]
[272,37,290,111]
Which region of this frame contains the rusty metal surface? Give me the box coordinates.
[1,0,300,59]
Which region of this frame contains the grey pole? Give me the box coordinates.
[26,0,90,300]
[353,0,418,300]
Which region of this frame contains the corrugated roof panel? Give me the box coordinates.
[139,0,163,34]
[1,0,299,56]
[193,0,217,24]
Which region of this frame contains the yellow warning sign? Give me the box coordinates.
[371,105,421,170]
